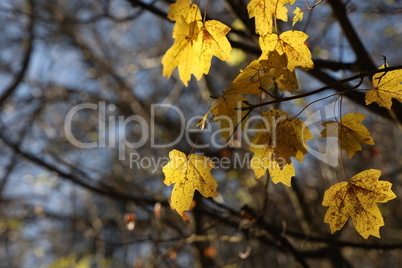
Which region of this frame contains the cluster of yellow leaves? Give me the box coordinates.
[246,0,311,94]
[162,150,218,216]
[196,4,314,143]
[162,0,315,216]
[162,0,232,86]
[322,169,396,238]
[366,64,402,109]
[161,2,397,239]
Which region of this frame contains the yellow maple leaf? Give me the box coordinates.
[250,110,313,164]
[248,0,296,35]
[321,113,374,158]
[249,146,295,186]
[163,150,218,216]
[322,169,396,239]
[366,64,402,109]
[162,18,231,86]
[259,30,314,71]
[162,17,202,85]
[259,51,298,93]
[194,20,232,67]
[167,0,202,23]
[292,7,304,27]
[226,60,275,95]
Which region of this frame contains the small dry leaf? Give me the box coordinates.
[169,250,177,260]
[203,246,217,258]
[292,7,304,26]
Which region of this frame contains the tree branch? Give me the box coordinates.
[242,65,402,113]
[326,0,376,71]
[0,0,34,107]
[0,130,165,207]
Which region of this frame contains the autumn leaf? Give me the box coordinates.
[167,0,202,23]
[366,64,402,109]
[259,30,314,71]
[259,51,298,93]
[163,150,218,216]
[322,169,396,239]
[226,60,275,95]
[162,17,202,85]
[250,110,312,164]
[162,18,232,86]
[193,20,232,68]
[249,146,295,186]
[248,0,296,35]
[321,113,374,158]
[292,7,304,26]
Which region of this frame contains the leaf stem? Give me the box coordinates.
[203,0,210,23]
[189,117,212,156]
[338,94,349,182]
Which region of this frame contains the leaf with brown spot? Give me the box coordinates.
[322,169,396,239]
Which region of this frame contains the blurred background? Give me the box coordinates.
[1,0,402,267]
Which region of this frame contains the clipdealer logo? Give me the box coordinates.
[64,102,339,167]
